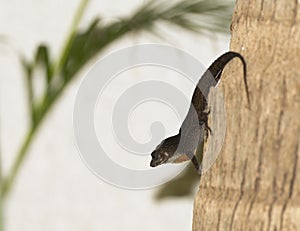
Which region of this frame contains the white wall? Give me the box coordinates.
[0,0,230,230]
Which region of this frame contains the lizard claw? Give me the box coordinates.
[198,105,212,141]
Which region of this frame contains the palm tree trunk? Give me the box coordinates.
[192,0,300,230]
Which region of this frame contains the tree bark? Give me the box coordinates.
[192,1,300,230]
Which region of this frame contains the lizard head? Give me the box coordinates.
[150,135,180,167]
[150,148,170,167]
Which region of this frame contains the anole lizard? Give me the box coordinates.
[150,51,250,174]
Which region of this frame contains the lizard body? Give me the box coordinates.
[150,51,250,173]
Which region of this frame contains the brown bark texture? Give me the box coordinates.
[193,0,300,230]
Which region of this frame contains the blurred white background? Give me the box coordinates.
[0,0,229,230]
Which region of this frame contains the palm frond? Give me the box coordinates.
[61,0,233,81]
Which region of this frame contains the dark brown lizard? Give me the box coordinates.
[149,51,250,174]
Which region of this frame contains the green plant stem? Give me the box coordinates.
[1,86,64,198]
[54,0,90,75]
[0,182,3,231]
[1,0,90,199]
[1,125,37,198]
[0,121,3,231]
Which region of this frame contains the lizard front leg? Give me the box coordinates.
[199,109,212,141]
[187,151,202,174]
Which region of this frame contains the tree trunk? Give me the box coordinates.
[192,1,300,230]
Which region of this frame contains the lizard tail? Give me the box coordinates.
[202,51,251,109]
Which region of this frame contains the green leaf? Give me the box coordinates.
[59,0,233,83]
[35,45,53,84]
[154,164,200,200]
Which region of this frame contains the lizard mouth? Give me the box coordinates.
[150,156,168,167]
[150,160,157,167]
